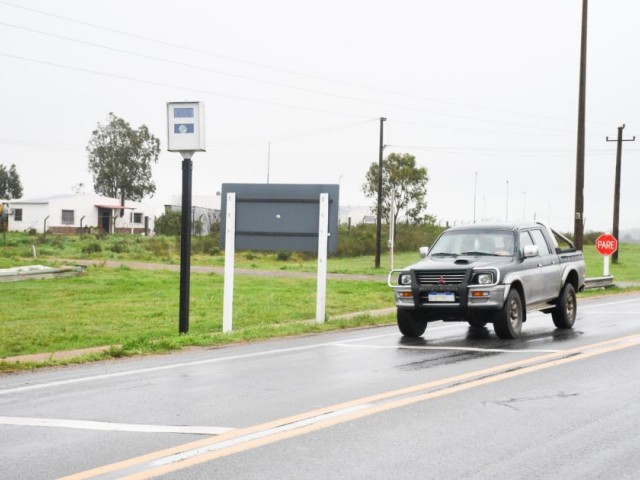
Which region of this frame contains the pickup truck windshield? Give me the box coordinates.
[430,231,516,257]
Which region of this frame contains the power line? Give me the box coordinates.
[0,137,83,152]
[0,21,449,113]
[0,20,587,135]
[392,119,584,138]
[386,144,635,157]
[0,51,374,120]
[0,120,375,152]
[0,0,614,128]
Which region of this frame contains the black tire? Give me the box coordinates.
[493,289,523,339]
[467,318,488,328]
[552,283,577,329]
[397,309,428,337]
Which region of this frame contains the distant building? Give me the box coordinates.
[164,204,220,235]
[338,205,375,225]
[5,194,156,234]
[166,194,221,235]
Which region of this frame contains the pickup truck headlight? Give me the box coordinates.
[473,272,495,285]
[398,272,412,286]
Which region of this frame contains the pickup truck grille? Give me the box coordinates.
[415,270,466,285]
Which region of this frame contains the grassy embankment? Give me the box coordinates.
[1,232,638,371]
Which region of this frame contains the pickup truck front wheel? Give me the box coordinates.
[552,283,576,329]
[467,318,488,328]
[493,289,523,339]
[397,309,428,337]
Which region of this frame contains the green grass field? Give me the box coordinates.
[1,232,638,371]
[0,267,392,363]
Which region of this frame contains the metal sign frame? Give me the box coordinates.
[220,184,339,332]
[220,183,339,254]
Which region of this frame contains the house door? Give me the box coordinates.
[98,208,112,234]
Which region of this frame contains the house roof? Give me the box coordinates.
[95,204,135,210]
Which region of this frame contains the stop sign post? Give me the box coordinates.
[595,233,618,276]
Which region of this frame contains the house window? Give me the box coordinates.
[131,212,143,224]
[61,209,75,225]
[14,208,23,221]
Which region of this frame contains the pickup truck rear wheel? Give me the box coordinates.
[397,309,428,337]
[552,283,576,329]
[493,289,523,339]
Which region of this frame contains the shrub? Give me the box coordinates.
[107,242,129,253]
[335,222,445,257]
[154,211,182,236]
[276,251,292,261]
[192,235,220,256]
[145,236,175,257]
[81,242,102,255]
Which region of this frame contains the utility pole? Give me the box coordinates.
[505,180,509,221]
[375,117,386,269]
[473,172,478,223]
[267,141,271,184]
[606,124,635,263]
[574,0,588,250]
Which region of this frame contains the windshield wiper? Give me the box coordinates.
[459,251,496,256]
[430,252,457,257]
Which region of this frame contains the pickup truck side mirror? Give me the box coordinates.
[523,245,539,258]
[419,246,429,259]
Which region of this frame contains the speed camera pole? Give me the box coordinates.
[179,156,193,333]
[167,101,206,334]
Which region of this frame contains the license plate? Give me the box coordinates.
[428,292,455,302]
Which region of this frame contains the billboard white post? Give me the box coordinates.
[222,193,236,333]
[316,193,329,324]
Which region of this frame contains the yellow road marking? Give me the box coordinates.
[59,333,640,480]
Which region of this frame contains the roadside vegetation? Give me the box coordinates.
[1,227,638,372]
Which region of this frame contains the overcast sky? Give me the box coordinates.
[1,0,638,232]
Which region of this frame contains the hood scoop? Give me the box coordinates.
[455,258,471,264]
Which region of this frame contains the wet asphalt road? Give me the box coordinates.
[2,293,640,479]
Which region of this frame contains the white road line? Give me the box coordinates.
[581,297,640,310]
[0,338,369,395]
[149,404,373,469]
[0,416,234,435]
[2,297,637,397]
[0,330,415,396]
[335,323,460,343]
[583,311,640,314]
[0,325,469,397]
[332,343,559,354]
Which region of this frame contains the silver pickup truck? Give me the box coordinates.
[388,222,586,339]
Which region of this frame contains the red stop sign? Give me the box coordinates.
[595,233,618,256]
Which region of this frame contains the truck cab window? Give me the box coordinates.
[519,231,534,255]
[530,229,551,256]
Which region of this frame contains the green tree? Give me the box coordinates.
[362,152,429,227]
[0,164,24,199]
[87,113,160,210]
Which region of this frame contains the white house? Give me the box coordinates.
[5,194,157,235]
